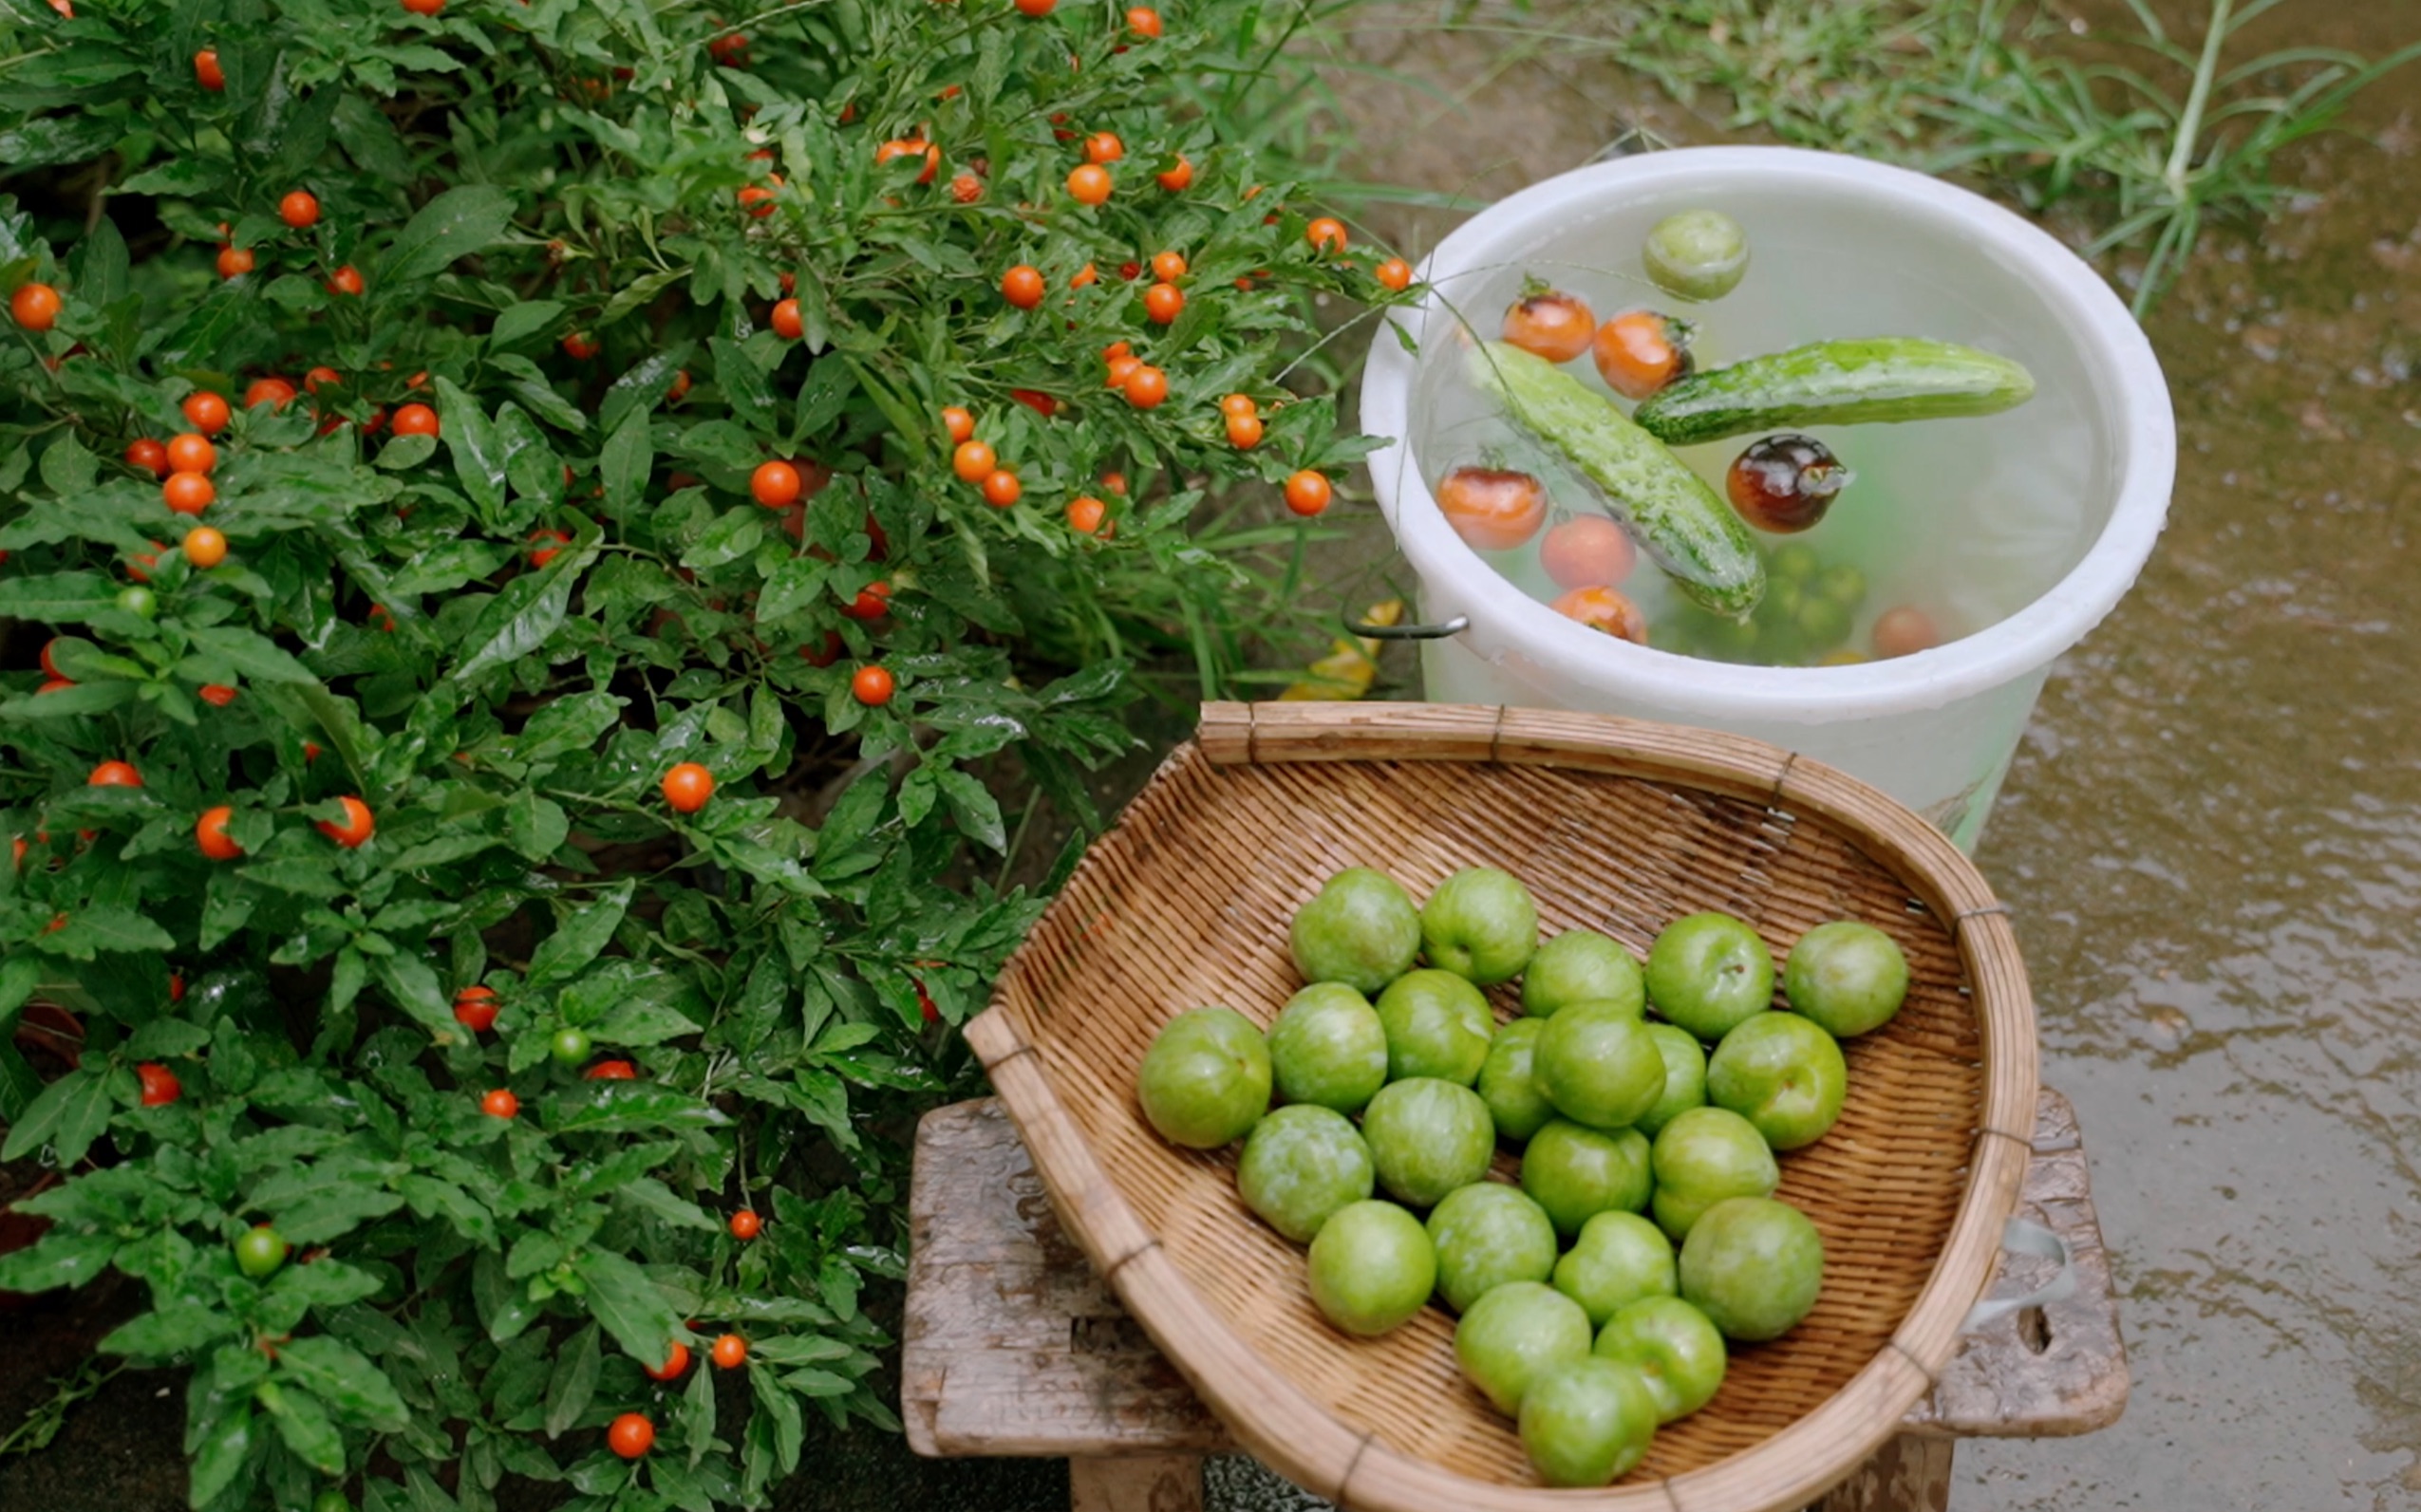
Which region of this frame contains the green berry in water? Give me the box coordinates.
[1642,210,1750,301]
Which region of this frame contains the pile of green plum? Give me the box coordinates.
[1134,866,1912,1488]
[1652,541,1871,666]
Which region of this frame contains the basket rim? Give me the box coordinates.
[968,701,2038,1512]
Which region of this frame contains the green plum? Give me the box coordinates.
[1420,867,1538,985]
[1374,969,1492,1086]
[1642,209,1749,302]
[1645,912,1774,1041]
[1454,1280,1593,1417]
[1236,1105,1374,1243]
[1135,1006,1269,1148]
[1520,929,1644,1019]
[1637,1022,1709,1136]
[1535,1003,1663,1130]
[1267,983,1388,1114]
[1307,1200,1436,1336]
[1518,1358,1660,1487]
[1425,1182,1558,1314]
[1290,868,1421,996]
[1678,1196,1824,1342]
[1595,1297,1728,1423]
[1520,1120,1652,1239]
[1706,1012,1848,1151]
[1551,1211,1676,1328]
[1784,921,1910,1037]
[1648,1106,1778,1241]
[1361,1078,1495,1207]
[1477,1018,1556,1143]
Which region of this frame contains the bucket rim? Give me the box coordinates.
[1360,145,2175,723]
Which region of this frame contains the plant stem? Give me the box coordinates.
[2164,0,2235,201]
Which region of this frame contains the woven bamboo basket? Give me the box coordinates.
[965,701,2037,1512]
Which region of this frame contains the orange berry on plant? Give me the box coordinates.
[182,391,231,435]
[481,1089,519,1119]
[126,438,168,476]
[1084,132,1123,164]
[317,795,376,849]
[662,762,715,814]
[1143,282,1185,324]
[9,282,61,332]
[951,439,996,483]
[851,665,895,706]
[941,406,974,444]
[216,245,254,279]
[391,403,439,437]
[196,806,243,862]
[1001,264,1045,309]
[1066,164,1113,206]
[980,470,1022,508]
[751,459,803,508]
[162,473,216,514]
[1121,364,1168,409]
[1305,217,1349,254]
[1284,470,1333,517]
[183,527,228,568]
[728,1209,762,1241]
[278,191,320,229]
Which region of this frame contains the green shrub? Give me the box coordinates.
[0,2,1398,1507]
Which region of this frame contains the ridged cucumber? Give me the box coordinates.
[1468,341,1763,619]
[1631,338,2035,446]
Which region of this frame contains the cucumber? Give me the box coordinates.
[1468,341,1763,620]
[1631,338,2035,447]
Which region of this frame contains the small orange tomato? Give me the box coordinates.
[1304,217,1348,254]
[181,391,232,435]
[1104,354,1142,390]
[874,139,942,185]
[1872,606,1941,660]
[1154,157,1192,192]
[1014,0,1055,13]
[325,264,366,297]
[643,1343,691,1382]
[182,526,228,569]
[666,370,692,402]
[89,760,141,789]
[126,439,169,476]
[1550,585,1649,644]
[1150,251,1187,282]
[1226,412,1263,450]
[1143,282,1184,324]
[38,640,62,679]
[391,403,439,438]
[1066,495,1109,535]
[1284,470,1332,517]
[607,1413,653,1460]
[1009,388,1058,419]
[1436,465,1548,552]
[562,331,600,360]
[1220,393,1257,419]
[196,806,243,861]
[1538,515,1637,591]
[304,365,343,396]
[1501,288,1597,364]
[198,684,237,708]
[1084,132,1124,164]
[1121,364,1167,409]
[949,171,985,205]
[1375,257,1414,291]
[710,1334,748,1370]
[1066,163,1113,206]
[586,1059,637,1080]
[662,762,715,813]
[1101,470,1126,495]
[163,472,216,515]
[453,986,498,1033]
[751,459,803,508]
[166,432,216,473]
[244,377,297,410]
[839,581,891,620]
[1127,6,1161,35]
[195,48,225,91]
[1118,260,1143,282]
[1069,262,1098,289]
[768,297,804,338]
[138,1061,181,1107]
[401,0,444,14]
[528,529,572,568]
[1001,264,1045,309]
[1592,309,1694,400]
[278,191,320,229]
[481,1089,518,1119]
[10,282,62,332]
[317,795,376,848]
[216,245,254,280]
[941,406,975,444]
[852,664,896,705]
[951,439,996,483]
[728,1209,762,1240]
[980,469,1022,508]
[736,184,778,217]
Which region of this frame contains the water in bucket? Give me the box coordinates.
[1405,198,2111,669]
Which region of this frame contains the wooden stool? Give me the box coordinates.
[904,1090,2126,1512]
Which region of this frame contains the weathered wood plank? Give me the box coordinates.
[1807,1435,1954,1512]
[902,1090,2126,1462]
[1069,1455,1205,1512]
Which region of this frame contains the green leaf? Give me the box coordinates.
[504,792,570,862]
[601,405,652,516]
[570,1249,685,1371]
[541,1082,726,1135]
[39,432,97,496]
[452,554,585,682]
[0,570,119,624]
[792,360,856,441]
[0,1225,118,1294]
[527,879,631,986]
[488,300,566,348]
[263,1259,385,1313]
[436,377,508,520]
[711,337,779,435]
[0,1068,111,1164]
[268,1187,404,1246]
[680,508,763,570]
[612,1177,721,1232]
[99,1306,236,1359]
[186,1403,254,1510]
[542,1323,600,1439]
[513,689,625,766]
[936,769,1008,851]
[377,185,516,288]
[595,265,686,330]
[591,999,702,1047]
[277,1335,411,1433]
[370,952,455,1035]
[755,557,827,623]
[261,1381,346,1476]
[387,831,502,870]
[125,1018,211,1058]
[186,625,317,684]
[397,1174,496,1244]
[473,1249,539,1345]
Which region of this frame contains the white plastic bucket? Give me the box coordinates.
[1359,147,2175,851]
